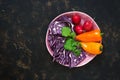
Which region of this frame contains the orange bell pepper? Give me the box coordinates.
[80,42,103,55]
[75,29,102,42]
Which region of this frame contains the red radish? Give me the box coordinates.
[72,14,81,25]
[74,25,83,34]
[83,20,93,31]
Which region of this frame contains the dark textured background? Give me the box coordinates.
[0,0,120,80]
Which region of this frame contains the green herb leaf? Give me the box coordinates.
[64,38,73,51]
[62,27,71,37]
[70,32,76,38]
[61,27,81,56]
[64,38,81,56]
[74,49,81,56]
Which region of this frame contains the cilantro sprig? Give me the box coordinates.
[62,27,81,56]
[62,27,76,38]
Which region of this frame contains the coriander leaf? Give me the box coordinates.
[62,27,71,37]
[74,49,81,56]
[64,38,81,56]
[77,41,80,47]
[70,32,76,38]
[72,42,77,47]
[64,38,73,51]
[71,46,77,51]
[62,27,81,57]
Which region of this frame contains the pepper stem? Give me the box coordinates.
[100,33,104,36]
[100,46,103,51]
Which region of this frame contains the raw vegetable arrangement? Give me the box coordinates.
[46,12,103,68]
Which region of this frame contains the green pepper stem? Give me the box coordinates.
[100,46,103,51]
[100,33,104,36]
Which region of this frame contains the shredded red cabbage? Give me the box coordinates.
[47,15,86,68]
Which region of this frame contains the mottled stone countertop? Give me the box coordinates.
[0,0,120,80]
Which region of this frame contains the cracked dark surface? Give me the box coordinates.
[0,0,120,80]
